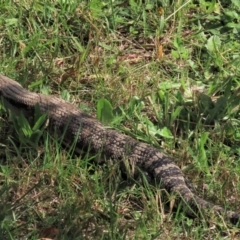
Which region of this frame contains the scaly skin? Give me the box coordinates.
[0,74,239,224]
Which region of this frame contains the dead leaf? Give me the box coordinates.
[19,41,26,51]
[39,227,59,238]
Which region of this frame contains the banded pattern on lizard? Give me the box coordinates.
[0,74,239,224]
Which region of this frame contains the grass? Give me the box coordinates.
[0,0,240,239]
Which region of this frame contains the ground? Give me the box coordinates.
[0,0,240,239]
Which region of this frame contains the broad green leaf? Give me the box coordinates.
[61,89,71,101]
[145,4,153,10]
[205,35,221,52]
[129,0,138,9]
[5,18,18,26]
[90,0,103,17]
[225,10,239,19]
[158,127,173,139]
[158,90,165,102]
[231,0,240,8]
[97,98,114,124]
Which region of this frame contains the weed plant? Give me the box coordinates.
[0,0,240,239]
